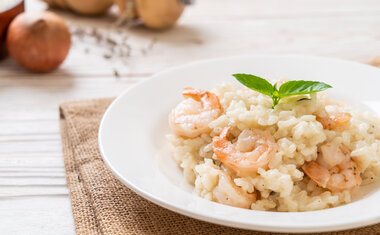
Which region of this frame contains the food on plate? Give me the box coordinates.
[167,74,380,212]
[213,126,277,177]
[169,88,222,138]
[302,143,362,192]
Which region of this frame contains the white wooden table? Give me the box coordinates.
[1,0,380,234]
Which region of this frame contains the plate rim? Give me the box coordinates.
[98,54,380,233]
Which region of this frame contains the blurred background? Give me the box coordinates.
[2,0,380,78]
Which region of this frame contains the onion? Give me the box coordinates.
[64,0,113,16]
[136,0,185,30]
[0,0,24,60]
[42,0,70,10]
[6,11,71,72]
[42,0,113,16]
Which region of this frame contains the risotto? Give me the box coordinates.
[167,82,380,212]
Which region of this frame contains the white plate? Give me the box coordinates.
[99,55,380,233]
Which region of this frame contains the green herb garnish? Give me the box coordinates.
[233,73,332,108]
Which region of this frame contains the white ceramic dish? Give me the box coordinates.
[99,55,380,233]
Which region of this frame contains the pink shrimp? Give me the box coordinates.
[213,127,277,177]
[302,143,362,192]
[316,108,351,130]
[213,172,256,209]
[169,88,222,138]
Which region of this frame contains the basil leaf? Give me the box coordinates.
[279,80,332,97]
[233,74,274,96]
[232,73,332,108]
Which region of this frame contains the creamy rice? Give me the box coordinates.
[167,83,380,212]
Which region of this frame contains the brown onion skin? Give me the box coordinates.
[0,0,24,60]
[136,0,185,30]
[6,11,71,73]
[64,0,113,16]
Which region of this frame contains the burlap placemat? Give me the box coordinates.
[59,98,380,235]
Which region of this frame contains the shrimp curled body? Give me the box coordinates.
[302,143,362,192]
[169,88,222,138]
[316,107,351,130]
[213,127,277,176]
[212,172,256,209]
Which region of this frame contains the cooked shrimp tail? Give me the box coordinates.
[169,88,222,138]
[316,108,351,130]
[213,172,256,209]
[213,127,277,176]
[302,143,362,192]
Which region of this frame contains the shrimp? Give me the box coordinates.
[316,107,351,130]
[169,88,222,138]
[302,143,362,192]
[213,127,277,176]
[213,172,256,209]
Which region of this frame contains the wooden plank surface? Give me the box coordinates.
[1,0,380,234]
